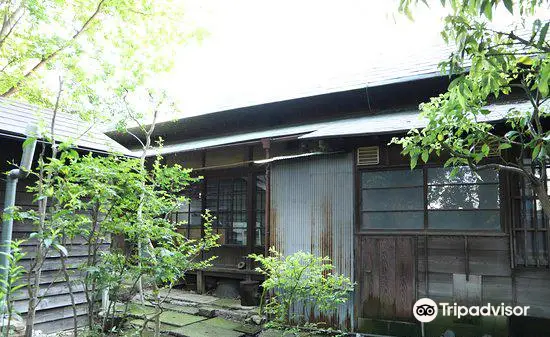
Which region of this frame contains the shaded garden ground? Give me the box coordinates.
[86,289,333,337]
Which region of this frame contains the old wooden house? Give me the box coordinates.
[110,65,550,336]
[2,64,550,336]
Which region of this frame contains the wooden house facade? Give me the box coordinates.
[0,98,131,333]
[111,75,550,336]
[2,74,550,335]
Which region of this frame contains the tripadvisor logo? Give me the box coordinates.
[413,298,530,323]
[413,298,438,323]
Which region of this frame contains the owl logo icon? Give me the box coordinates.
[413,298,438,323]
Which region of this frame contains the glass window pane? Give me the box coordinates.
[428,210,500,230]
[360,169,423,230]
[428,167,498,185]
[428,185,499,209]
[362,187,423,211]
[204,177,248,245]
[189,212,201,226]
[190,199,201,212]
[361,211,424,230]
[232,221,248,245]
[362,170,422,188]
[255,175,266,246]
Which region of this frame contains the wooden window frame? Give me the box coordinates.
[356,163,505,235]
[510,160,550,268]
[172,182,203,240]
[193,167,266,250]
[205,176,249,246]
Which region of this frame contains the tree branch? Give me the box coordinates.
[486,27,550,53]
[510,82,544,135]
[509,30,550,53]
[1,0,106,97]
[442,141,532,178]
[0,4,25,49]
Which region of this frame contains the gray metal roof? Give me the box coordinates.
[168,44,457,120]
[149,121,333,156]
[148,100,535,156]
[0,98,132,155]
[299,100,534,139]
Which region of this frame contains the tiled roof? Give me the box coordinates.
[0,98,132,155]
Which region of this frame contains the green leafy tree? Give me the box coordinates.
[13,87,219,336]
[249,249,354,332]
[46,151,219,335]
[393,0,550,217]
[0,0,197,115]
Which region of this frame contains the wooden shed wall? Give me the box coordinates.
[0,139,108,334]
[356,234,550,321]
[0,179,96,333]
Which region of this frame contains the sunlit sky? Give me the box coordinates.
[148,0,529,122]
[151,0,444,120]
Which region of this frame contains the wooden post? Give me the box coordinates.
[246,146,255,278]
[261,138,271,257]
[196,270,206,294]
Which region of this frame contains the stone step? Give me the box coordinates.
[169,318,246,337]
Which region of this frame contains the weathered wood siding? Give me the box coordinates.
[0,139,108,334]
[358,236,415,320]
[357,234,550,321]
[514,269,550,318]
[416,235,512,305]
[0,178,99,333]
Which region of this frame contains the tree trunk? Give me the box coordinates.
[24,267,41,337]
[60,233,78,337]
[24,200,46,337]
[154,285,161,337]
[533,182,550,219]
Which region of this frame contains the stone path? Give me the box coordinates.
[125,289,263,337]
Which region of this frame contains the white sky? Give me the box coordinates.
[147,0,538,123]
[154,0,449,121]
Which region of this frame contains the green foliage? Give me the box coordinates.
[16,144,220,335]
[249,248,354,330]
[0,240,26,337]
[393,0,550,216]
[0,0,195,119]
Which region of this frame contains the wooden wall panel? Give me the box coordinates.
[360,235,528,323]
[469,249,511,276]
[203,246,248,268]
[452,274,482,305]
[358,236,415,320]
[378,238,396,318]
[482,276,513,304]
[429,273,454,301]
[395,238,414,317]
[1,179,108,333]
[515,270,550,318]
[362,237,380,317]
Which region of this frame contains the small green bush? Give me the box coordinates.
[249,248,354,330]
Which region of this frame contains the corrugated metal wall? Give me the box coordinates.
[270,152,355,330]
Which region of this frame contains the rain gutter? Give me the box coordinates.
[1,128,37,285]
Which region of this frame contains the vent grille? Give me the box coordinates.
[357,146,380,166]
